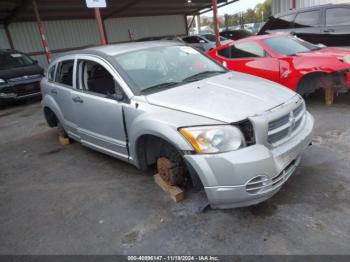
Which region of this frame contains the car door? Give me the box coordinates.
[323,6,350,47]
[292,9,323,44]
[72,56,129,160]
[49,58,79,137]
[216,41,280,83]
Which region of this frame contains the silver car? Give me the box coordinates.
[41,41,314,209]
[182,34,231,52]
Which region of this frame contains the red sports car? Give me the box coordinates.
[208,33,350,96]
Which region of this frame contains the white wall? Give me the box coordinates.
[1,15,186,68]
[272,0,350,14]
[105,15,187,42]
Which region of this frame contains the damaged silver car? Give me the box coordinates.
[41,41,314,209]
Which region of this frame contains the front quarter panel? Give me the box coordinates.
[124,101,223,167]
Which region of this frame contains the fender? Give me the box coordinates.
[279,57,350,91]
[127,116,194,167]
[41,94,64,125]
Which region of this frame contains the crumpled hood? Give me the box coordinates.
[146,72,296,123]
[296,47,350,61]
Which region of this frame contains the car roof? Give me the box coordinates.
[50,41,185,66]
[83,40,182,57]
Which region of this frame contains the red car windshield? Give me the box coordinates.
[264,36,321,56]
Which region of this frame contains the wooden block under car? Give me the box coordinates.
[154,174,185,203]
[325,87,334,105]
[58,135,70,145]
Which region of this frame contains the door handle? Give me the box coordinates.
[324,29,335,33]
[51,89,58,94]
[72,96,84,103]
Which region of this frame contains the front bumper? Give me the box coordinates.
[0,80,41,102]
[184,112,314,209]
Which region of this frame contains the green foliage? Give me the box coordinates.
[221,0,272,27]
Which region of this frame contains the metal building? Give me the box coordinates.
[0,0,237,68]
[272,0,349,15]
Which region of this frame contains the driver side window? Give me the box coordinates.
[78,60,117,97]
[218,42,267,59]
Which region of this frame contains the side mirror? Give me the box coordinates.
[110,81,129,103]
[33,60,38,65]
[316,43,326,48]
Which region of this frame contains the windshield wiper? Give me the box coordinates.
[182,70,226,83]
[141,81,180,93]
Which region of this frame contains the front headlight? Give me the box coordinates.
[179,125,245,154]
[0,78,6,84]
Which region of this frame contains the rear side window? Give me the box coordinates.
[218,42,266,59]
[47,65,56,82]
[270,14,295,30]
[294,10,320,28]
[56,60,74,87]
[326,8,350,26]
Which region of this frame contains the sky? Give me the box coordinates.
[211,0,266,16]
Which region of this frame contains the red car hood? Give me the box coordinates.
[296,47,350,61]
[287,47,350,73]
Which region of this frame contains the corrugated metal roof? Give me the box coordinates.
[105,15,186,42]
[0,0,231,23]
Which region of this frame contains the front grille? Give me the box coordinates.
[268,114,289,131]
[16,82,41,96]
[0,82,40,97]
[0,86,13,93]
[267,103,305,145]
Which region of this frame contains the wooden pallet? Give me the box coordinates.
[154,174,185,203]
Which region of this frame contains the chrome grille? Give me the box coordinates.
[7,74,42,83]
[268,114,289,131]
[267,103,305,145]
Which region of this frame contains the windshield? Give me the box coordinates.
[202,34,227,42]
[264,36,320,55]
[0,53,34,70]
[114,45,227,93]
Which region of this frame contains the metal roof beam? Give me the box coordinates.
[105,0,143,19]
[3,0,30,25]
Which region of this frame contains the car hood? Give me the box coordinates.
[0,64,43,80]
[296,47,350,60]
[145,72,296,123]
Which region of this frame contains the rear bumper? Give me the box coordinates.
[184,112,314,209]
